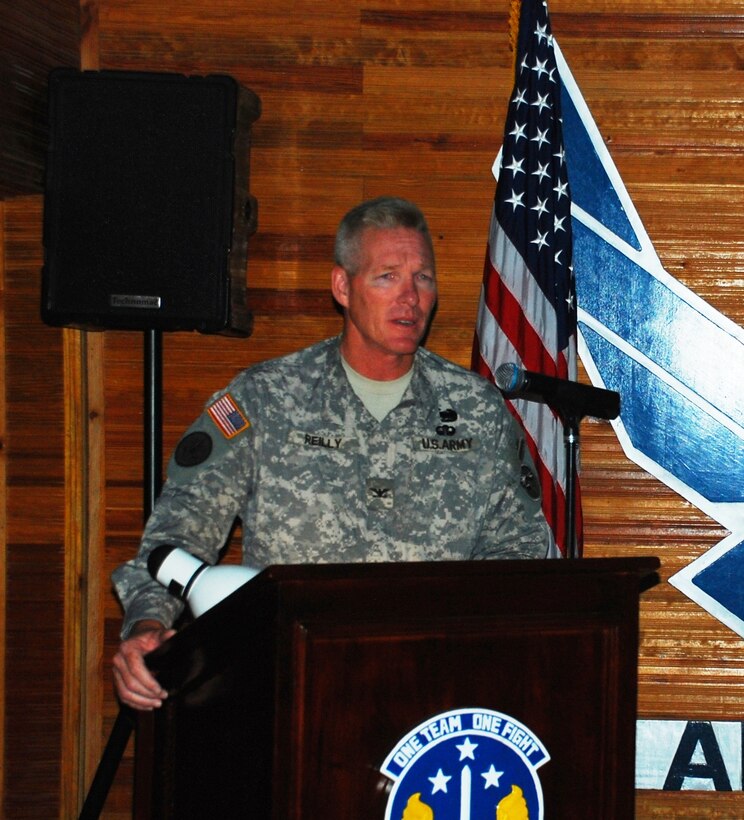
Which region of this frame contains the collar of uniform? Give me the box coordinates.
[321,336,368,427]
[381,348,442,432]
[316,338,444,433]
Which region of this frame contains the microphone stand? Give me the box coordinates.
[79,329,163,819]
[501,377,620,560]
[555,388,620,559]
[562,412,581,559]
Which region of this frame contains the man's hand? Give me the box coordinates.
[112,620,176,710]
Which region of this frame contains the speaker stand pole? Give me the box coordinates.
[79,329,163,819]
[144,329,164,511]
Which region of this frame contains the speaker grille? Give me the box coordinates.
[42,69,260,334]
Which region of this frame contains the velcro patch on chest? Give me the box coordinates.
[288,430,347,450]
[418,436,477,452]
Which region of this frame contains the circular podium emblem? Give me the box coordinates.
[380,708,550,819]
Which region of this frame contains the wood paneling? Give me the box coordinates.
[94,3,744,818]
[0,0,742,816]
[0,0,80,197]
[0,201,5,816]
[2,197,67,816]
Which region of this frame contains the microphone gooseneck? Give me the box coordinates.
[494,362,620,421]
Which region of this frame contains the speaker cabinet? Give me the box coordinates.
[41,69,261,335]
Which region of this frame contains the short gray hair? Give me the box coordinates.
[334,196,435,275]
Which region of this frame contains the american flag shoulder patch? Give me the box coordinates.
[207,393,250,439]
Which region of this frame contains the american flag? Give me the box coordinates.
[208,393,250,439]
[471,0,580,557]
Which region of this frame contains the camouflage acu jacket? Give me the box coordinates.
[112,337,549,635]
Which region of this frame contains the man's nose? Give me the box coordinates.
[397,277,420,305]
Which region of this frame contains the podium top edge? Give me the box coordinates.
[259,556,660,583]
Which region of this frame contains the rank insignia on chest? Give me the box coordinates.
[367,478,394,510]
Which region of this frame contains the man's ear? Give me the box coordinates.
[330,265,350,308]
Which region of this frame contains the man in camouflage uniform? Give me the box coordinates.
[112,195,550,710]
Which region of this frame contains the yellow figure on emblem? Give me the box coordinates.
[496,783,529,819]
[402,791,434,820]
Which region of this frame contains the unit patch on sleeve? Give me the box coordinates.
[381,708,549,819]
[174,431,213,467]
[207,393,250,439]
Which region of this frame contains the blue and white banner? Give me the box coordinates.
[636,720,743,791]
[548,41,744,637]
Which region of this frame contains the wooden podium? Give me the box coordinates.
[135,557,658,818]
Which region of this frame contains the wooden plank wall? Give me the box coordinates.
[2,197,67,817]
[0,0,80,196]
[0,0,742,817]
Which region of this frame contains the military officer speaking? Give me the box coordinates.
[111,195,550,710]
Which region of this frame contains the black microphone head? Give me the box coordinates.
[147,544,175,580]
[494,362,522,392]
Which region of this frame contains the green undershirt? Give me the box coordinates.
[341,356,414,422]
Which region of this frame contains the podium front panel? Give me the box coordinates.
[139,557,658,819]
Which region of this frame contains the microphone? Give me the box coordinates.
[494,362,620,421]
[147,545,260,617]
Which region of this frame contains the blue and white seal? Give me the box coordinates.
[381,708,550,819]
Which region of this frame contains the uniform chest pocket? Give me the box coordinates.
[398,435,484,553]
[410,435,481,496]
[279,430,359,489]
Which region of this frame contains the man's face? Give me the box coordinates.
[332,226,437,375]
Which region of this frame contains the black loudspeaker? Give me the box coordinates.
[41,69,261,335]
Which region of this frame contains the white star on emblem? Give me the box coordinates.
[429,768,451,794]
[482,765,504,789]
[554,214,567,233]
[456,737,478,760]
[531,230,549,250]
